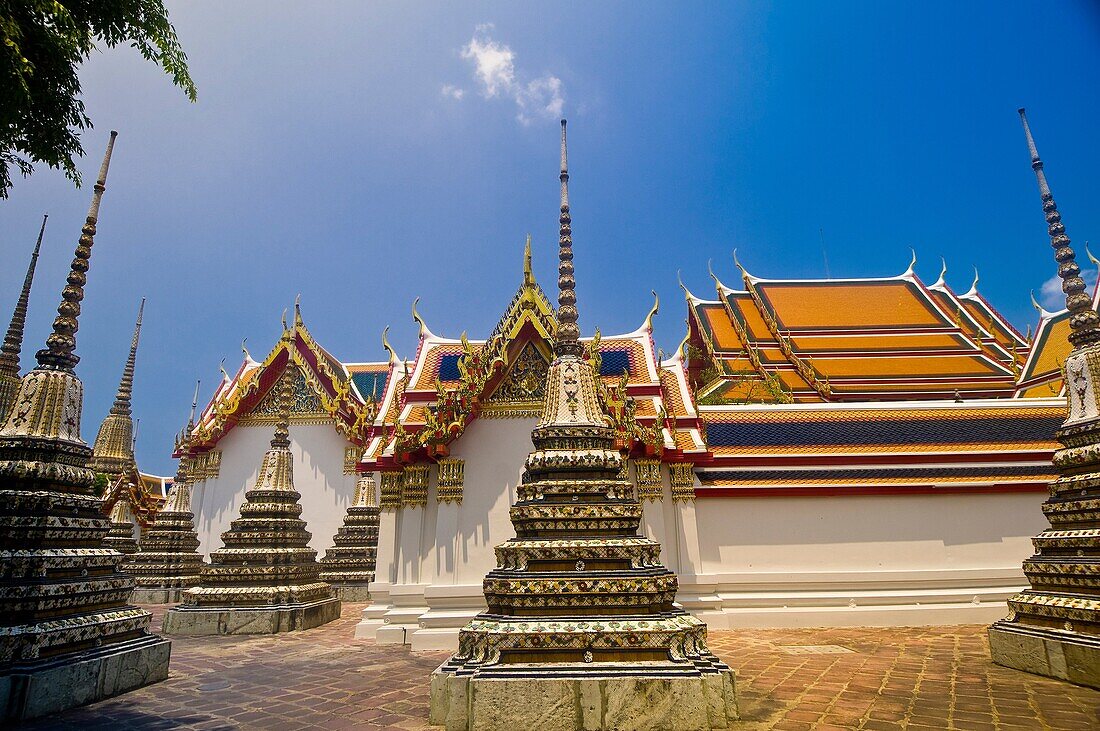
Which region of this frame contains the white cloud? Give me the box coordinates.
[441,84,465,100]
[1039,268,1098,310]
[457,25,564,124]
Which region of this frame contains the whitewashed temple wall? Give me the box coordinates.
[189,423,357,557]
[358,443,1051,648]
[361,416,534,648]
[654,486,1049,628]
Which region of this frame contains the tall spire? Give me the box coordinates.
[523,233,534,286]
[1018,109,1100,347]
[0,214,47,420]
[111,298,144,417]
[37,131,118,370]
[556,119,582,357]
[188,379,200,430]
[1,214,47,378]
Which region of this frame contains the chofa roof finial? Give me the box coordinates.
[523,233,534,287]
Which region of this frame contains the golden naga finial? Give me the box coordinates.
[676,270,697,302]
[1030,290,1045,314]
[294,294,303,327]
[381,326,397,365]
[706,258,722,292]
[281,308,288,332]
[732,248,747,278]
[1086,241,1098,269]
[523,233,534,286]
[460,330,471,353]
[643,290,659,332]
[412,297,435,340]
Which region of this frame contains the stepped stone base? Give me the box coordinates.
[131,587,189,604]
[0,634,171,721]
[163,598,341,636]
[429,666,738,731]
[333,585,371,602]
[988,622,1100,690]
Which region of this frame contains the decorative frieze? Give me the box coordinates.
[670,462,696,501]
[437,458,465,504]
[190,449,221,481]
[379,471,403,510]
[403,464,429,507]
[344,445,360,475]
[634,459,663,502]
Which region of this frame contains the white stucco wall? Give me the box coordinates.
[189,422,357,557]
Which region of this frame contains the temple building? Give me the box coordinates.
[173,124,1086,655]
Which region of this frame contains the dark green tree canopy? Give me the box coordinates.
[0,0,195,198]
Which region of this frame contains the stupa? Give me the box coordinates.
[319,473,380,600]
[988,109,1100,688]
[89,298,144,482]
[0,214,46,422]
[102,484,141,558]
[429,121,738,730]
[129,385,206,603]
[0,133,171,721]
[163,356,341,634]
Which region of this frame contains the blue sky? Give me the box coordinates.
[2,1,1098,474]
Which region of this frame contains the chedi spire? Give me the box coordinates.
[37,131,117,371]
[0,214,47,420]
[90,298,145,480]
[1018,108,1100,347]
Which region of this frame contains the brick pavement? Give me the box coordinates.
[18,603,1100,730]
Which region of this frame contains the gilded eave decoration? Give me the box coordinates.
[394,276,558,456]
[187,321,380,454]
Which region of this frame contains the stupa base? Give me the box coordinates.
[131,587,191,604]
[163,597,341,636]
[332,584,372,602]
[0,634,171,721]
[429,665,738,731]
[989,621,1100,689]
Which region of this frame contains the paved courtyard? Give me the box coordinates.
[20,603,1100,730]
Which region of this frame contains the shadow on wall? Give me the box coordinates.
[191,423,357,558]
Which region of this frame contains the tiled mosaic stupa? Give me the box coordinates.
[103,486,141,558]
[89,298,144,482]
[0,214,46,422]
[130,385,206,603]
[163,354,341,634]
[988,109,1100,689]
[429,121,738,730]
[319,473,381,601]
[0,133,171,721]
